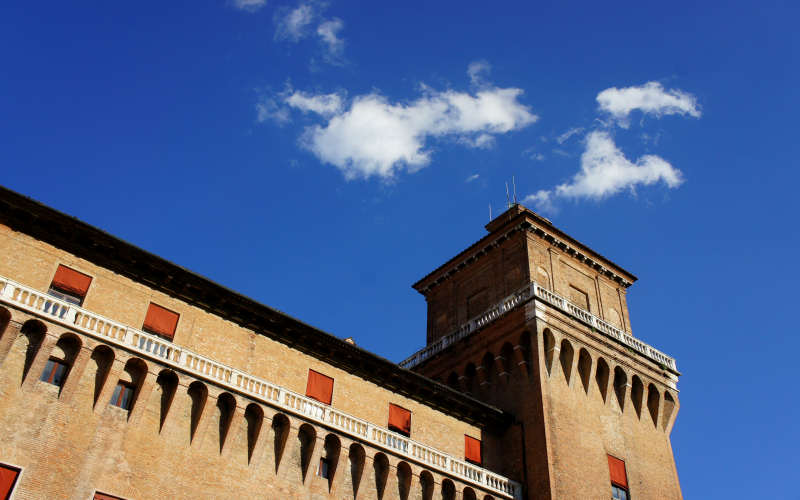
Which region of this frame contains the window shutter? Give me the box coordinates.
[305,369,334,405]
[142,303,179,339]
[607,454,628,488]
[51,265,92,297]
[388,404,412,435]
[465,435,482,465]
[0,464,20,500]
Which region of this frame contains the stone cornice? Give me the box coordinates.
[414,212,635,294]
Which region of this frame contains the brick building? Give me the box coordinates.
[0,186,681,500]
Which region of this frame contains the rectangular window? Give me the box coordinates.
[142,303,179,340]
[305,369,334,405]
[317,457,331,478]
[465,435,482,465]
[49,264,92,305]
[608,454,629,500]
[0,464,20,500]
[110,382,135,410]
[40,358,69,387]
[388,403,411,436]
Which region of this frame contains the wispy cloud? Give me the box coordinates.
[467,60,491,87]
[286,90,344,116]
[556,127,584,144]
[465,173,480,182]
[256,96,291,125]
[524,131,683,212]
[286,82,536,180]
[522,147,545,161]
[274,3,315,42]
[597,82,700,127]
[317,18,345,63]
[274,2,347,64]
[232,0,267,12]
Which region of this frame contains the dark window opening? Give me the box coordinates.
[317,457,331,479]
[110,382,135,410]
[40,358,69,387]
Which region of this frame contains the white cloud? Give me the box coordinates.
[295,86,537,180]
[232,0,266,12]
[256,97,291,125]
[556,127,584,144]
[286,91,343,116]
[317,18,345,61]
[524,131,684,211]
[465,173,480,182]
[275,4,315,42]
[522,147,545,161]
[467,60,491,86]
[597,81,700,127]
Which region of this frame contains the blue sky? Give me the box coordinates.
[1,1,798,497]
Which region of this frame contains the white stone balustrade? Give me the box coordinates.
[401,281,677,373]
[0,275,521,500]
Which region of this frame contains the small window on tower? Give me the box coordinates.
[465,435,482,465]
[110,381,136,410]
[94,492,127,500]
[142,303,180,340]
[48,264,92,305]
[305,369,334,405]
[40,358,69,387]
[608,454,630,500]
[387,403,411,436]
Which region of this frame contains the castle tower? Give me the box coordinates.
[401,204,682,500]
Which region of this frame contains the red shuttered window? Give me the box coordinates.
[142,303,179,340]
[305,369,334,405]
[388,403,411,436]
[49,265,92,305]
[465,435,482,465]
[0,464,20,500]
[607,454,628,488]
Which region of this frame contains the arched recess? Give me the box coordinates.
[500,343,514,378]
[114,357,147,416]
[631,376,644,418]
[19,319,46,384]
[0,307,11,341]
[464,363,477,394]
[155,369,179,432]
[595,357,610,403]
[373,452,390,499]
[348,442,366,499]
[559,339,574,385]
[217,392,237,452]
[419,470,434,500]
[244,403,264,464]
[40,333,81,393]
[662,392,676,432]
[187,381,208,444]
[322,434,341,492]
[577,348,592,394]
[481,352,495,386]
[396,461,412,500]
[543,329,556,376]
[90,345,114,408]
[463,487,478,500]
[298,423,317,482]
[441,478,456,500]
[517,330,532,376]
[613,367,627,412]
[484,495,496,500]
[647,383,660,427]
[447,372,460,391]
[272,413,291,473]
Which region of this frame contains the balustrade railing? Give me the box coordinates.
[0,275,521,499]
[401,281,677,372]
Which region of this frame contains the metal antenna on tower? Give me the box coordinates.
[505,182,511,209]
[512,175,518,204]
[489,203,492,221]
